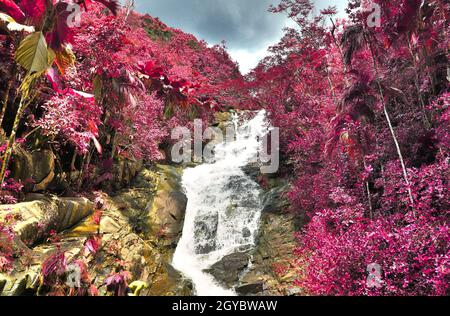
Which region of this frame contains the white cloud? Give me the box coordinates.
[229,18,298,74]
[229,48,268,75]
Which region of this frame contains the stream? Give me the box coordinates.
[172,110,271,296]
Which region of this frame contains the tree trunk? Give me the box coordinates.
[363,158,373,219]
[407,35,430,128]
[0,96,26,184]
[0,80,12,128]
[366,37,415,215]
[382,104,415,207]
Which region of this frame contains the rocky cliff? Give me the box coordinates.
[0,165,190,296]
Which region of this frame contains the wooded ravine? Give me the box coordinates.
[0,0,448,296]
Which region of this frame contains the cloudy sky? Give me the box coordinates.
[134,0,348,74]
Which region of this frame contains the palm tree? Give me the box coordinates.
[0,0,117,184]
[341,25,415,212]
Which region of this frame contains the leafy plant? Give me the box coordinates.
[259,0,450,295]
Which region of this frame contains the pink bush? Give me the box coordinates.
[258,0,450,296]
[35,93,102,154]
[295,207,449,296]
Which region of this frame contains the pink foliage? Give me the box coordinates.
[114,93,166,160]
[0,221,15,272]
[295,208,449,296]
[35,93,102,154]
[41,251,67,286]
[258,0,450,296]
[0,0,25,21]
[104,270,131,296]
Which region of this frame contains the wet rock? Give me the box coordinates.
[146,165,187,244]
[241,162,261,182]
[107,164,187,246]
[194,213,218,254]
[241,210,300,296]
[225,176,261,209]
[112,165,186,242]
[261,183,290,214]
[205,252,250,287]
[235,282,264,296]
[213,112,233,132]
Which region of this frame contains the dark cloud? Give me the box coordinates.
[133,1,348,73]
[135,0,287,51]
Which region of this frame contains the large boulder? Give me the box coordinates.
[111,165,187,244]
[0,194,93,246]
[194,213,218,254]
[261,183,290,214]
[11,149,55,192]
[205,252,250,288]
[235,282,265,296]
[146,165,187,245]
[0,195,93,296]
[239,211,303,296]
[149,191,187,241]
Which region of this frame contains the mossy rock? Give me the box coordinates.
[11,148,55,192]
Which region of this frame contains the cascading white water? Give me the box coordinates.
[172,110,271,296]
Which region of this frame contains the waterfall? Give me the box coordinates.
[172,110,270,296]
